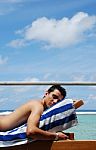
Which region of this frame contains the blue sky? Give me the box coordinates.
[0,0,96,110]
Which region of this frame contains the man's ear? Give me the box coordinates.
[44,91,49,97]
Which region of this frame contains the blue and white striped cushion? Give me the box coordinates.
[0,99,78,147]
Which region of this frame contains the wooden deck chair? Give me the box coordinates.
[0,99,83,149]
[73,100,84,109]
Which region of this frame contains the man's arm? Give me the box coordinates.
[26,100,84,140]
[26,102,68,140]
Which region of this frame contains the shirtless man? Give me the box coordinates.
[0,85,83,141]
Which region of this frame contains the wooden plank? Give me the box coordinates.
[51,140,96,150]
[0,140,96,150]
[0,81,96,86]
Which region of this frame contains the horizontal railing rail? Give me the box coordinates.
[0,81,96,86]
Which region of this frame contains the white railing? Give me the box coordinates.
[0,81,96,86]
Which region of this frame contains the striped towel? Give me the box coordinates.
[0,99,78,147]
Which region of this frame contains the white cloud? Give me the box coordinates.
[72,73,86,82]
[12,77,40,93]
[0,97,10,107]
[8,12,96,48]
[0,7,14,15]
[0,0,23,3]
[7,39,27,48]
[88,94,96,100]
[0,55,8,65]
[0,0,24,15]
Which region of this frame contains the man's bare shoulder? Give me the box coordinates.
[28,99,43,105]
[26,99,44,111]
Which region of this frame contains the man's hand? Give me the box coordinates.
[55,132,69,140]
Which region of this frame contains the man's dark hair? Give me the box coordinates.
[47,84,66,99]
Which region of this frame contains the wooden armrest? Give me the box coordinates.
[73,100,84,109]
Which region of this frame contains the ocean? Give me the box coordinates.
[66,110,96,140]
[0,110,96,140]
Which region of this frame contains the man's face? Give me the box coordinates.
[44,89,64,107]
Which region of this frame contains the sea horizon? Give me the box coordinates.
[76,109,96,114]
[0,109,96,115]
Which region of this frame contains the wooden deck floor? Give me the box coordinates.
[0,140,96,150]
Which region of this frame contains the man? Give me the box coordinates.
[0,85,83,141]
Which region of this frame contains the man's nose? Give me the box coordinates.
[53,99,58,103]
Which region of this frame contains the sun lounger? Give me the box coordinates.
[0,99,83,148]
